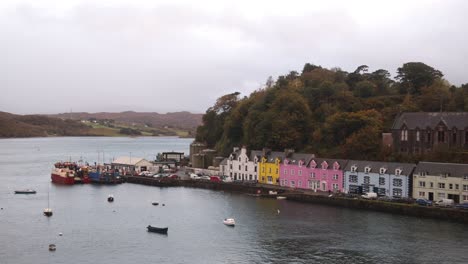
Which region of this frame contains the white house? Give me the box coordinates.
[224,147,261,181]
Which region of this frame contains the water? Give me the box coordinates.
[0,137,467,264]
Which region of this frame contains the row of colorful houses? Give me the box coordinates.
[219,147,468,203]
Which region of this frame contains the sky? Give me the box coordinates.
[1,0,468,114]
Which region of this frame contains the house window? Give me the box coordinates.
[239,165,241,170]
[438,193,445,199]
[393,179,403,187]
[419,191,425,197]
[276,169,278,174]
[379,177,385,185]
[364,167,371,173]
[438,131,445,143]
[464,195,468,201]
[332,183,338,190]
[427,132,431,143]
[322,174,327,180]
[298,170,302,176]
[267,176,272,183]
[322,183,326,191]
[401,129,408,141]
[438,183,445,189]
[430,182,434,188]
[464,175,468,180]
[351,166,357,173]
[379,168,386,174]
[245,166,248,171]
[455,184,459,190]
[291,170,294,175]
[364,176,370,184]
[463,185,468,191]
[449,183,453,190]
[419,181,426,187]
[393,188,402,197]
[262,167,265,173]
[453,131,457,144]
[310,172,315,178]
[238,157,241,162]
[349,175,358,183]
[395,169,402,176]
[416,130,420,142]
[290,181,295,187]
[230,164,233,170]
[254,166,257,172]
[269,168,272,173]
[298,180,302,187]
[333,174,338,180]
[284,169,287,175]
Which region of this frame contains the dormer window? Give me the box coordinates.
[321,161,328,170]
[379,168,386,174]
[351,166,357,173]
[284,159,289,165]
[299,160,303,167]
[395,169,402,176]
[229,156,233,161]
[333,162,340,170]
[364,167,371,173]
[254,157,258,163]
[401,129,408,141]
[310,160,317,169]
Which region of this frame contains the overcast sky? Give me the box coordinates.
[1,0,468,114]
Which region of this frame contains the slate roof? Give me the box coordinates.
[344,160,416,175]
[284,153,315,165]
[220,158,228,166]
[307,158,349,169]
[392,112,468,130]
[250,150,263,160]
[414,162,468,177]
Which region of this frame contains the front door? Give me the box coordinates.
[428,192,434,201]
[448,194,460,203]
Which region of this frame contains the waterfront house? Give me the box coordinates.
[296,158,348,192]
[413,162,468,203]
[344,160,415,198]
[225,147,261,181]
[278,153,314,189]
[391,112,468,154]
[258,149,284,185]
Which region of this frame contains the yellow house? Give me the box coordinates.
[258,153,282,185]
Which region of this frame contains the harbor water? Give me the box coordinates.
[0,137,467,264]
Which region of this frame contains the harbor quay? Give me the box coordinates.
[122,175,468,225]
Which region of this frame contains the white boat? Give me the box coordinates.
[276,196,287,200]
[223,218,235,226]
[44,208,53,217]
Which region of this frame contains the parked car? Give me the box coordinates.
[169,174,179,179]
[223,177,233,183]
[210,176,221,182]
[455,203,468,210]
[200,175,211,180]
[190,173,200,180]
[361,192,377,199]
[415,198,432,206]
[435,198,454,207]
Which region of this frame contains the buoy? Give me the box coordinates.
[59,233,63,236]
[162,204,165,206]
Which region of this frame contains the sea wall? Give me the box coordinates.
[124,176,468,224]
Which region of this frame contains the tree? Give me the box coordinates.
[396,62,443,94]
[353,80,376,98]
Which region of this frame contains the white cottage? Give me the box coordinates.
[225,147,261,181]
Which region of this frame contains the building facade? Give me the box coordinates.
[279,153,314,189]
[225,147,260,181]
[344,160,415,198]
[258,151,284,185]
[413,162,468,203]
[391,112,468,154]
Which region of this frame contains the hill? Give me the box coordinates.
[49,111,203,130]
[0,111,91,137]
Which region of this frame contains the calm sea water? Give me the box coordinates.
[0,137,467,264]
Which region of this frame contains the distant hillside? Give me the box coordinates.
[0,111,91,137]
[50,111,203,129]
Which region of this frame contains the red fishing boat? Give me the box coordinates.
[51,167,75,185]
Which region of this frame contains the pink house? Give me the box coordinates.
[280,157,348,193]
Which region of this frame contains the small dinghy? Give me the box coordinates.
[108,195,114,202]
[276,196,287,200]
[14,189,36,194]
[147,225,168,234]
[49,244,56,251]
[152,202,159,206]
[223,218,235,226]
[44,208,53,217]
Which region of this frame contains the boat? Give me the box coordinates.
[89,168,122,184]
[152,202,159,206]
[51,167,75,185]
[277,196,287,200]
[108,195,114,202]
[44,207,53,217]
[14,189,36,194]
[223,218,235,226]
[49,244,56,251]
[147,225,168,234]
[44,187,53,217]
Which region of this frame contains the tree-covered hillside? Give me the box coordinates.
[195,62,468,162]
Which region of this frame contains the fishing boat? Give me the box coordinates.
[49,244,56,251]
[44,187,53,217]
[147,225,168,234]
[152,202,159,206]
[223,218,235,226]
[89,168,122,184]
[51,167,75,185]
[14,189,36,194]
